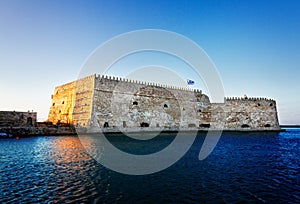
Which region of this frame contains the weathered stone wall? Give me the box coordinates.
[47,74,280,131]
[47,81,75,124]
[72,75,95,127]
[90,75,209,130]
[0,111,37,127]
[47,75,95,126]
[209,98,279,130]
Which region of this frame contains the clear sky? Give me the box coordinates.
[0,0,299,124]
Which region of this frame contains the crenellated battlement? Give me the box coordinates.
[225,97,275,101]
[95,74,202,93]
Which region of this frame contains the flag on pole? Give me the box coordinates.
[187,79,195,85]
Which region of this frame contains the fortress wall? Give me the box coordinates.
[0,111,37,127]
[47,81,75,124]
[47,75,95,126]
[209,98,280,130]
[72,75,95,127]
[90,75,209,129]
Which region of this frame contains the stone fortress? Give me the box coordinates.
[47,74,280,132]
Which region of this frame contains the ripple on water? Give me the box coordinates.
[0,132,299,203]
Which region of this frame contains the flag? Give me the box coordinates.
[187,79,195,85]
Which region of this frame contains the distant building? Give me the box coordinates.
[0,111,37,127]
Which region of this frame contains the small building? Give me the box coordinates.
[0,111,37,127]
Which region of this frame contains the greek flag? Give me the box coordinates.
[187,79,195,85]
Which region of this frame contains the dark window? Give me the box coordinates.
[164,104,168,108]
[270,103,273,107]
[27,117,33,126]
[104,122,109,128]
[133,101,138,105]
[52,103,55,106]
[123,121,126,128]
[156,123,160,127]
[264,124,271,127]
[140,122,149,127]
[62,101,64,104]
[198,109,202,112]
[257,103,261,106]
[241,124,250,128]
[199,123,210,128]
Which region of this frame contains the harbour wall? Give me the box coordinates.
[0,126,76,137]
[0,111,37,127]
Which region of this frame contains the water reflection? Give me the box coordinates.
[42,137,99,203]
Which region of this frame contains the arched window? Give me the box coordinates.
[27,117,33,126]
[104,122,109,128]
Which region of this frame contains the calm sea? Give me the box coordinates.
[0,129,299,203]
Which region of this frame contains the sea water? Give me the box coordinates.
[0,129,299,203]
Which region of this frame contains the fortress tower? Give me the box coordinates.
[47,74,280,131]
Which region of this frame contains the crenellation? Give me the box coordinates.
[225,97,276,102]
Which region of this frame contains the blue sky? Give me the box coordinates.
[0,0,299,124]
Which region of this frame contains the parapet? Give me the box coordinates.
[224,97,275,102]
[95,74,202,93]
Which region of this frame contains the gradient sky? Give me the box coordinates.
[0,0,299,124]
